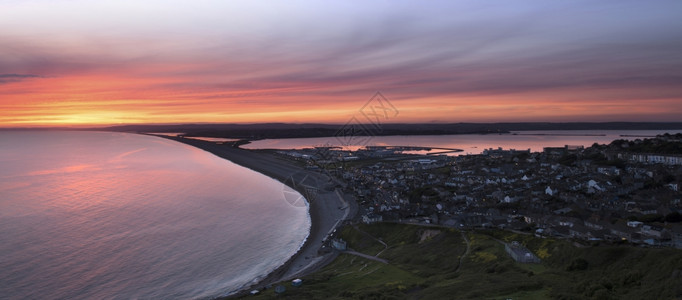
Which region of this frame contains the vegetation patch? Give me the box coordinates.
[239,224,682,300]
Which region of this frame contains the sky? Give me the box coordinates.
[1,0,681,126]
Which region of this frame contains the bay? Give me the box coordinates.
[0,131,310,299]
[242,130,682,154]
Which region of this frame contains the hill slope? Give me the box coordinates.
[241,223,682,299]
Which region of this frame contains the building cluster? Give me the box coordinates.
[284,134,682,248]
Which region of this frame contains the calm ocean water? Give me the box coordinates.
[243,130,682,154]
[0,131,310,299]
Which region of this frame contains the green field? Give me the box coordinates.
[241,223,682,299]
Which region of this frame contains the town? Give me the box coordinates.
[277,133,682,249]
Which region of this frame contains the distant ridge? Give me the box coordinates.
[3,122,682,139]
[101,122,682,139]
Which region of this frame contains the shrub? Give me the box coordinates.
[567,258,588,271]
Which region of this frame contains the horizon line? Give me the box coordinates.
[3,121,682,130]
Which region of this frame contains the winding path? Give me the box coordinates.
[455,231,471,272]
[342,250,389,264]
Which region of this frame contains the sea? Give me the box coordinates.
[242,130,682,154]
[0,131,310,299]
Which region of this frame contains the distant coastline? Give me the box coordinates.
[6,122,682,139]
[511,133,606,136]
[110,122,682,140]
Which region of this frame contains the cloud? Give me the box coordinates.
[0,74,42,84]
[1,1,682,124]
[0,74,39,78]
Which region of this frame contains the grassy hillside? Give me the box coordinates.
[241,223,682,299]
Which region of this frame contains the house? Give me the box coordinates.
[569,224,594,240]
[634,205,658,215]
[292,279,303,287]
[641,225,665,238]
[627,221,643,228]
[331,239,347,251]
[584,220,605,230]
[505,241,541,263]
[623,153,682,166]
[670,225,682,249]
[553,216,579,227]
[362,214,383,224]
[545,186,554,196]
[597,166,620,176]
[587,180,603,192]
[553,207,573,215]
[551,226,571,237]
[643,238,674,247]
[607,222,636,241]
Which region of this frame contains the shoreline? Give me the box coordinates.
[155,135,354,298]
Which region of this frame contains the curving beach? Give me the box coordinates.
[159,136,356,297]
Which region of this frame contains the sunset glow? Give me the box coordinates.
[2,0,682,127]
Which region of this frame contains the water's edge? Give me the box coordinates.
[153,135,318,298]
